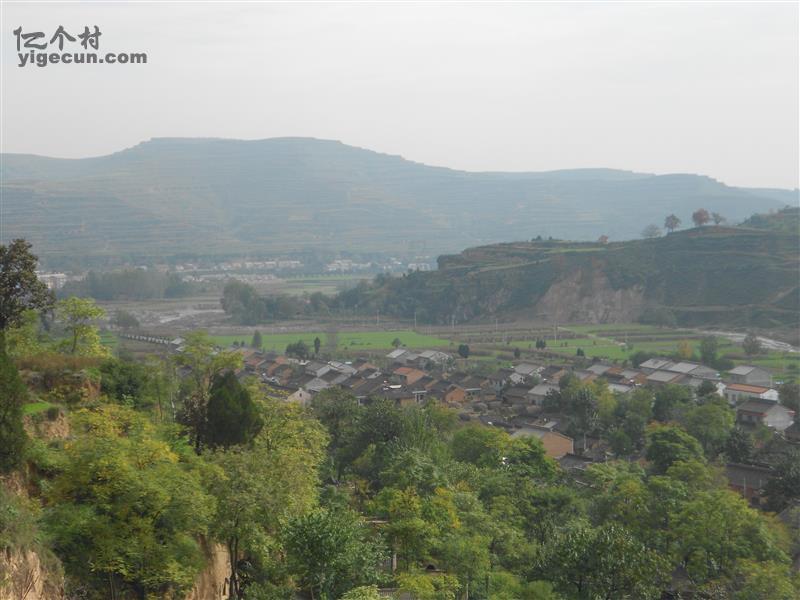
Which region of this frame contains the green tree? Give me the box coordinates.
[5,309,45,358]
[340,586,383,600]
[286,340,310,359]
[732,560,800,600]
[458,344,470,359]
[174,331,243,452]
[251,330,263,348]
[764,449,800,511]
[204,371,263,449]
[673,489,789,583]
[283,507,387,600]
[0,239,54,346]
[682,399,734,458]
[699,336,718,366]
[742,332,762,356]
[725,427,753,463]
[314,336,322,356]
[55,296,109,357]
[112,309,139,330]
[653,385,691,422]
[45,405,215,598]
[392,337,403,349]
[645,424,705,474]
[540,524,670,600]
[0,349,27,473]
[777,382,799,415]
[207,396,327,598]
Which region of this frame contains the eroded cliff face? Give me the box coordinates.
[184,540,230,600]
[534,268,646,323]
[0,548,63,600]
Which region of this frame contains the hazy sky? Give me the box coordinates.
[1,1,798,189]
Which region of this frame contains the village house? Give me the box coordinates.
[724,383,780,405]
[725,463,774,506]
[529,383,560,406]
[727,365,772,387]
[391,366,426,386]
[735,399,795,432]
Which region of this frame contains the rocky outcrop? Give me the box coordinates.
[535,268,646,323]
[0,548,63,600]
[184,540,230,600]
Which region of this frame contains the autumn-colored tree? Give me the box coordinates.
[692,208,711,227]
[664,214,681,233]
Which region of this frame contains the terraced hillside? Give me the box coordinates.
[0,137,791,265]
[333,226,800,331]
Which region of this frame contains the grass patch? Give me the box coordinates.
[23,401,54,416]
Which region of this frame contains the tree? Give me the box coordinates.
[55,297,109,357]
[174,331,243,452]
[283,507,387,600]
[314,336,322,356]
[711,212,726,226]
[539,524,670,600]
[457,344,470,359]
[696,379,718,398]
[45,405,215,598]
[0,350,27,473]
[641,224,662,239]
[207,396,327,598]
[203,371,263,449]
[676,339,693,359]
[286,340,310,360]
[513,347,521,359]
[392,337,403,349]
[777,382,799,415]
[682,400,734,457]
[699,336,718,365]
[692,208,711,227]
[653,385,691,422]
[251,330,262,348]
[742,332,762,356]
[724,427,753,463]
[664,214,681,233]
[0,239,54,342]
[764,449,800,511]
[575,347,585,357]
[112,309,139,330]
[673,489,789,583]
[645,424,705,474]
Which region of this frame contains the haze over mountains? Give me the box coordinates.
[1,137,795,266]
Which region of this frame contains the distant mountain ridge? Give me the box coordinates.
[0,137,794,265]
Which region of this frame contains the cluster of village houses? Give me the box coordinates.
[221,344,796,504]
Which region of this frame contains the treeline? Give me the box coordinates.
[60,269,195,301]
[221,279,338,324]
[221,274,447,324]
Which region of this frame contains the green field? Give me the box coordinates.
[211,330,452,352]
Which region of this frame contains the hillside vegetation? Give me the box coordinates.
[324,226,800,331]
[0,137,790,265]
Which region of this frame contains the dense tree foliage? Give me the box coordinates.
[0,239,54,334]
[60,269,194,301]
